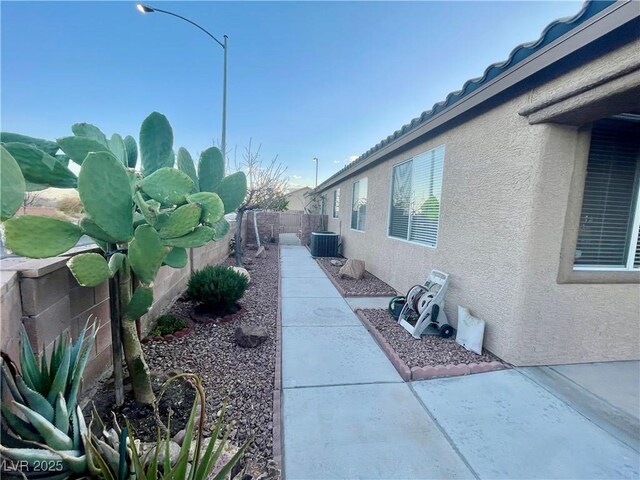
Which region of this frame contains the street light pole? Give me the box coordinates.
[136,3,227,162]
[313,157,319,188]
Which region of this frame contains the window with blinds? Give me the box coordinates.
[333,188,340,218]
[388,145,445,246]
[351,178,368,231]
[574,117,640,270]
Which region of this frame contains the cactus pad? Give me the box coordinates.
[0,132,59,156]
[125,285,153,320]
[211,218,230,240]
[177,147,199,191]
[3,216,82,258]
[67,253,110,287]
[3,142,77,188]
[186,192,224,226]
[162,226,214,248]
[78,151,133,242]
[128,225,168,284]
[158,203,202,239]
[56,136,110,165]
[198,147,225,193]
[71,123,108,146]
[214,171,247,213]
[139,167,194,206]
[124,135,138,169]
[79,217,120,244]
[140,112,174,175]
[108,133,127,166]
[108,252,127,276]
[1,146,26,221]
[164,247,188,268]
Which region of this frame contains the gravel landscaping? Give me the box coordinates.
[317,257,397,296]
[142,245,278,476]
[359,308,500,368]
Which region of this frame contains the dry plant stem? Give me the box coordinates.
[234,138,289,266]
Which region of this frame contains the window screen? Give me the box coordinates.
[574,118,640,270]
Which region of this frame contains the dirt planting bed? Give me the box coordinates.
[91,246,279,477]
[316,257,397,296]
[359,308,501,368]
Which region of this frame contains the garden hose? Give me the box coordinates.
[388,295,406,315]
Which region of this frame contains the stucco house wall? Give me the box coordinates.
[323,36,640,366]
[285,187,312,212]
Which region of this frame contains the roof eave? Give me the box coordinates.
[316,0,638,192]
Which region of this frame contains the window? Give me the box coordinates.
[574,117,640,270]
[388,145,444,246]
[332,189,340,218]
[351,178,368,231]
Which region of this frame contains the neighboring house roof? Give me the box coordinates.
[316,0,633,191]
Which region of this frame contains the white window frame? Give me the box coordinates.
[387,145,445,248]
[351,178,367,232]
[332,188,340,218]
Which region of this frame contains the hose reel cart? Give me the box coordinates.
[396,270,454,339]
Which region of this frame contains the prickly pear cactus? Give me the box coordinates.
[0,112,248,405]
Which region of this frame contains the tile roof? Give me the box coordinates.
[319,0,616,189]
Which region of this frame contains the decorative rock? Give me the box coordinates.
[172,429,186,446]
[330,259,343,267]
[235,324,268,348]
[338,259,365,280]
[139,440,181,466]
[255,246,266,258]
[230,266,251,283]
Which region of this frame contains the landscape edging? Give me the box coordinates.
[272,246,283,472]
[354,309,506,381]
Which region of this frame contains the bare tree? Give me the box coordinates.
[233,139,289,266]
[22,191,40,214]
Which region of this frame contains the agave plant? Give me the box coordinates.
[0,323,96,479]
[86,373,251,480]
[0,113,248,405]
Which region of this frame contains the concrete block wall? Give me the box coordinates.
[0,222,235,392]
[245,211,327,246]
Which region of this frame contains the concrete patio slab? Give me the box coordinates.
[281,297,361,327]
[281,276,341,298]
[551,361,640,420]
[282,325,401,387]
[283,382,474,479]
[412,369,640,479]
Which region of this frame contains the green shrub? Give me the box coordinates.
[150,314,187,336]
[187,265,248,312]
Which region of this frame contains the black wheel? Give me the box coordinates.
[439,324,454,338]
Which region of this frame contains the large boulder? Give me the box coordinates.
[230,266,251,283]
[339,259,365,280]
[235,324,268,348]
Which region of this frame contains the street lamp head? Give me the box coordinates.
[136,4,155,13]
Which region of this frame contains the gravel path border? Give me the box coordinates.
[142,246,280,476]
[356,309,507,381]
[316,257,397,297]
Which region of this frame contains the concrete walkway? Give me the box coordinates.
[279,246,639,479]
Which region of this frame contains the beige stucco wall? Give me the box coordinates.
[285,187,312,212]
[324,38,640,366]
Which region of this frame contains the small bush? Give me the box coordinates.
[187,265,248,312]
[57,195,83,216]
[150,314,187,336]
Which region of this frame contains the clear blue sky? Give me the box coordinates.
[2,1,582,189]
